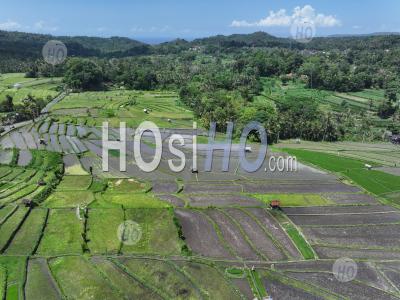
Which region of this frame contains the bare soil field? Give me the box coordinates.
[383,270,400,289]
[243,182,360,193]
[286,271,399,300]
[302,224,400,249]
[48,123,58,135]
[276,140,400,167]
[275,260,396,291]
[90,257,159,300]
[283,205,396,215]
[263,277,323,300]
[224,208,286,261]
[205,209,262,260]
[289,212,400,226]
[10,131,27,149]
[245,208,302,259]
[285,204,400,226]
[323,193,379,205]
[156,194,185,207]
[230,278,254,299]
[0,150,12,164]
[175,209,234,259]
[151,181,178,194]
[21,131,37,149]
[17,150,32,166]
[313,245,400,260]
[183,183,243,194]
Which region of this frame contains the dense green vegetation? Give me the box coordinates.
[1,30,399,141]
[0,265,5,300]
[49,256,118,299]
[284,148,400,202]
[0,74,62,124]
[0,151,63,206]
[49,90,193,128]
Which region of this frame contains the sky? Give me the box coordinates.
[0,0,399,42]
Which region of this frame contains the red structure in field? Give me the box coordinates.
[270,200,281,209]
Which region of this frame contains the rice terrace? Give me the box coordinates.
[0,1,400,299]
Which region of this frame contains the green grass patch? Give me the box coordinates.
[283,148,400,198]
[91,258,154,299]
[5,208,47,255]
[247,269,267,299]
[87,208,124,254]
[121,208,182,255]
[0,256,27,300]
[119,258,199,299]
[0,84,60,105]
[281,222,315,260]
[0,206,29,251]
[49,90,194,128]
[25,258,61,300]
[175,261,242,300]
[43,191,94,208]
[107,178,149,193]
[0,206,15,224]
[96,193,169,208]
[0,166,12,179]
[49,256,118,299]
[0,168,24,182]
[271,210,315,260]
[89,179,107,193]
[56,175,92,191]
[37,209,83,255]
[65,164,88,176]
[348,89,386,102]
[108,149,120,158]
[0,265,5,300]
[225,267,246,279]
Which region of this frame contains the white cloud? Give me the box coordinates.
[131,25,171,33]
[130,26,145,33]
[231,5,341,28]
[34,21,58,32]
[0,20,22,31]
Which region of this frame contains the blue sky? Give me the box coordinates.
[0,0,399,41]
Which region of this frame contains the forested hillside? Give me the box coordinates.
[1,30,399,142]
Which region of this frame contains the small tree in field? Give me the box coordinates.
[0,95,14,112]
[21,95,45,121]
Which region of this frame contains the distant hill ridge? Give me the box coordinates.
[1,29,400,61]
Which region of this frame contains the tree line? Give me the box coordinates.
[1,31,399,141]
